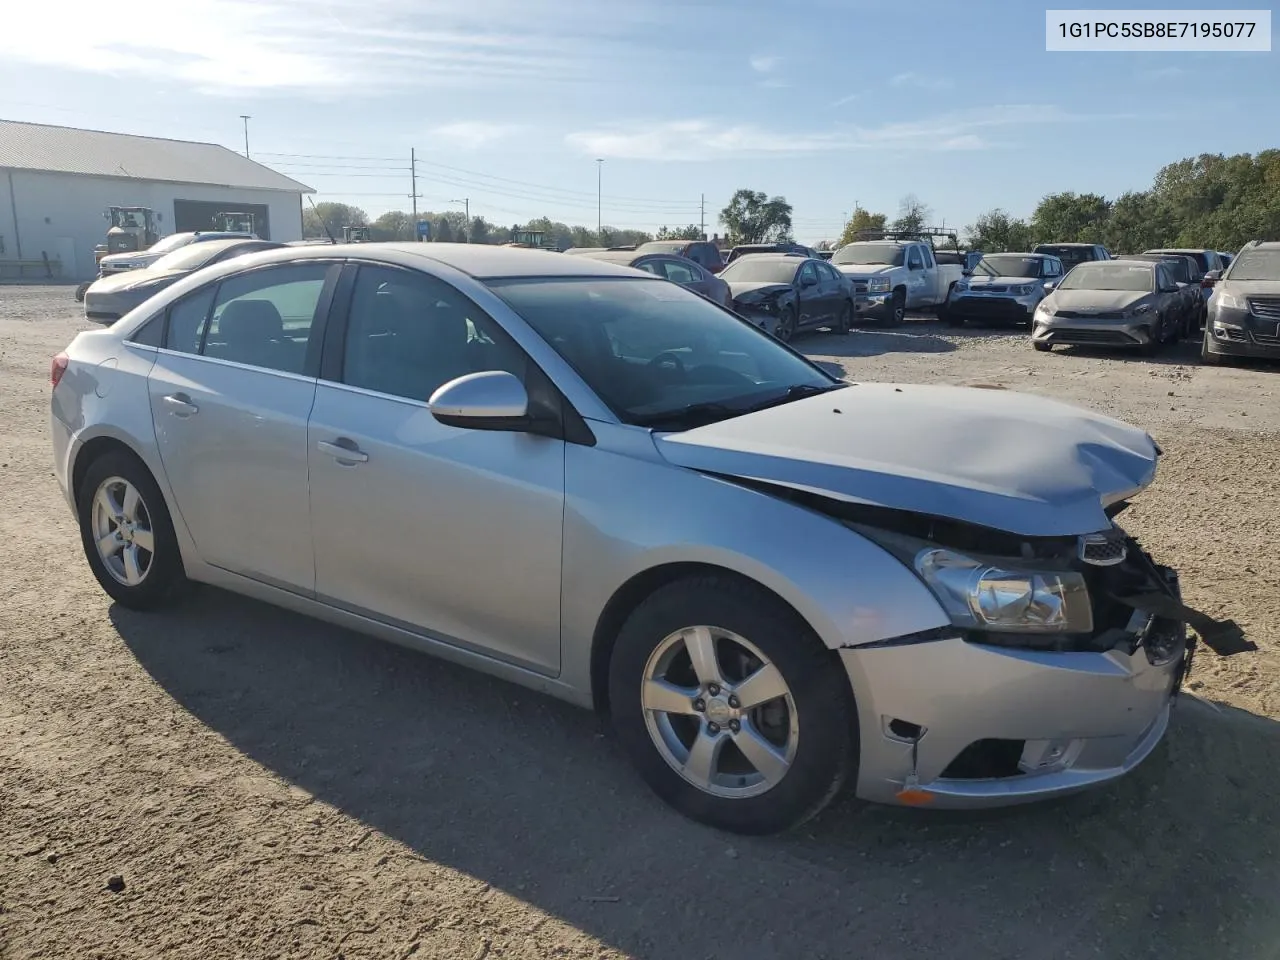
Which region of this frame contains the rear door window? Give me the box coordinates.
[200,264,331,374]
[163,287,217,354]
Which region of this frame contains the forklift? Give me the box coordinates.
[77,206,158,301]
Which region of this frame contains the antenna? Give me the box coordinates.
[307,196,336,244]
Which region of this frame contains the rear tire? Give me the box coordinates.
[608,575,856,835]
[77,450,190,610]
[833,301,851,335]
[1033,341,1052,352]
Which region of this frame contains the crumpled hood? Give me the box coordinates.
[729,281,791,299]
[654,383,1160,537]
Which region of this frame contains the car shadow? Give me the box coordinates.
[111,591,1280,960]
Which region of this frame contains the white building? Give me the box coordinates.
[0,119,313,280]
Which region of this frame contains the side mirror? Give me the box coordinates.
[1205,269,1223,282]
[428,370,529,431]
[1043,281,1057,293]
[1175,281,1189,289]
[801,275,817,287]
[909,261,923,272]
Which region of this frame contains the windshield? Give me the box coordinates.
[151,243,237,273]
[147,233,194,255]
[487,277,835,426]
[1036,245,1096,267]
[1059,263,1154,292]
[718,258,801,284]
[1226,249,1280,281]
[975,255,1043,278]
[832,243,905,266]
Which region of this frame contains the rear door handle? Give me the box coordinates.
[163,393,199,417]
[316,439,368,464]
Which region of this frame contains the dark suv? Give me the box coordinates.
[1033,243,1112,270]
[1201,241,1280,365]
[633,239,725,274]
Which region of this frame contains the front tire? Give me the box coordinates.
[775,306,796,342]
[887,289,906,326]
[77,450,189,610]
[1033,341,1052,352]
[1201,329,1222,365]
[608,575,856,835]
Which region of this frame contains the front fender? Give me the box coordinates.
[558,427,949,697]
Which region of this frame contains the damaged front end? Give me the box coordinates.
[743,483,1255,807]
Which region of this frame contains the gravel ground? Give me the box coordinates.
[2,285,1278,960]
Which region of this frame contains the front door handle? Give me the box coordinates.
[163,393,199,417]
[317,439,368,464]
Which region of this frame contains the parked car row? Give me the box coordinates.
[53,241,1250,838]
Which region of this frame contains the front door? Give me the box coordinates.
[795,261,825,328]
[147,261,338,592]
[307,263,566,675]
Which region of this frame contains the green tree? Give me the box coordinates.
[369,210,414,241]
[1030,192,1111,244]
[657,224,704,240]
[1102,191,1171,255]
[964,208,1035,252]
[303,202,368,239]
[469,217,490,244]
[890,194,932,235]
[719,189,793,244]
[434,217,454,243]
[837,208,889,246]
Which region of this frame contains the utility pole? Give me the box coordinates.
[596,159,603,237]
[451,198,470,241]
[700,194,706,240]
[240,115,251,158]
[410,148,419,239]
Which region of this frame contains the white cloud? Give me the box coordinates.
[750,55,781,73]
[429,122,523,150]
[0,0,666,96]
[831,93,859,107]
[566,106,1121,161]
[890,72,955,91]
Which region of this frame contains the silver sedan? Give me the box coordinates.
[50,243,1236,834]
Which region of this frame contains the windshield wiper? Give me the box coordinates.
[744,382,845,413]
[632,402,743,430]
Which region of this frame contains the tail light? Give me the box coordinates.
[51,351,69,388]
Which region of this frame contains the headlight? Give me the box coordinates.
[1213,291,1248,311]
[915,548,1093,633]
[1036,302,1057,317]
[951,279,969,293]
[1011,284,1034,296]
[1125,304,1152,317]
[867,277,892,294]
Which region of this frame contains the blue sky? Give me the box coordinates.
[2,0,1276,241]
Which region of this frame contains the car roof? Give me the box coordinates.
[636,240,694,249]
[982,251,1053,259]
[573,250,649,265]
[1144,247,1210,254]
[187,241,652,279]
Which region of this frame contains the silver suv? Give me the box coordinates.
[1201,241,1280,365]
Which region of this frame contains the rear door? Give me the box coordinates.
[147,260,339,592]
[654,256,714,300]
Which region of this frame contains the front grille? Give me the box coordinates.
[852,281,869,294]
[1248,296,1280,321]
[1220,328,1249,342]
[968,285,1010,294]
[941,739,1026,780]
[1055,310,1124,320]
[1046,328,1136,345]
[1253,331,1280,345]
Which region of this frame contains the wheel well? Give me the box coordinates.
[588,562,817,715]
[71,436,146,504]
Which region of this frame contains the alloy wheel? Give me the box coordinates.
[641,625,798,799]
[90,476,155,586]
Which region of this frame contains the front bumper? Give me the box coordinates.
[947,293,1039,324]
[1031,314,1154,349]
[855,292,890,317]
[843,619,1187,809]
[1204,319,1280,359]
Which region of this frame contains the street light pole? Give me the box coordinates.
[240,115,251,158]
[450,198,470,242]
[596,158,603,238]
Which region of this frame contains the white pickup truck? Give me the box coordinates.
[830,238,968,324]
